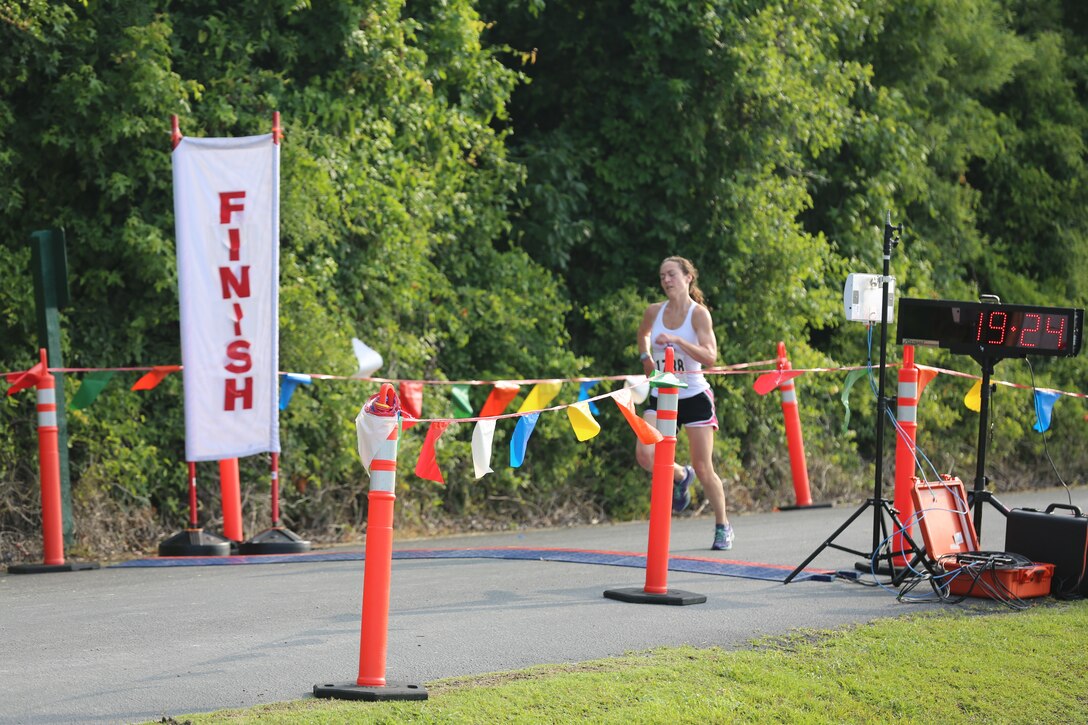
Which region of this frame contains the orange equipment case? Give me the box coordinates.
[910,476,1053,599]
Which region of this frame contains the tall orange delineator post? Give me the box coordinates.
[218,458,243,543]
[891,345,920,566]
[315,384,427,701]
[778,342,811,506]
[604,346,706,606]
[7,349,98,574]
[774,342,829,510]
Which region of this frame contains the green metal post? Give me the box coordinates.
[30,229,73,545]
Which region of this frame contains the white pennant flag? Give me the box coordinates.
[351,337,384,378]
[471,419,496,478]
[624,375,650,404]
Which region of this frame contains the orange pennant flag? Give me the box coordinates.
[414,421,450,484]
[398,381,424,419]
[5,360,46,396]
[479,382,520,418]
[917,367,938,398]
[612,388,663,446]
[131,365,182,391]
[752,370,803,396]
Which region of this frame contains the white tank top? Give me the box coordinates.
[649,302,710,399]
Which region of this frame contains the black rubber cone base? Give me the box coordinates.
[238,526,311,555]
[603,587,707,606]
[8,561,100,574]
[158,528,232,557]
[313,682,428,701]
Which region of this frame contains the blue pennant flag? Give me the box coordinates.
[578,380,600,415]
[279,373,313,410]
[1032,390,1061,433]
[510,412,541,468]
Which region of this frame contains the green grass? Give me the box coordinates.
[170,601,1088,724]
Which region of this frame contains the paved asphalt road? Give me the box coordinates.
[2,486,1085,724]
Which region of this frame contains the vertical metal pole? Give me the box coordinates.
[30,229,73,545]
[973,360,994,537]
[872,217,897,555]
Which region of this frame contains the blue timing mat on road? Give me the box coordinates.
[112,546,833,583]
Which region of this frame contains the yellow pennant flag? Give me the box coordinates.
[964,379,982,412]
[566,401,601,441]
[517,381,562,413]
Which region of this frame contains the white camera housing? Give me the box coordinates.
[843,273,895,323]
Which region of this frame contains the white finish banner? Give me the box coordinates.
[173,133,280,461]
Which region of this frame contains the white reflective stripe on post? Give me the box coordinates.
[370,468,396,493]
[376,435,398,463]
[657,391,678,438]
[37,387,57,427]
[898,382,918,400]
[780,387,797,404]
[897,404,917,423]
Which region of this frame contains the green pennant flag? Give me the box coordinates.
[840,369,869,433]
[70,371,116,411]
[451,384,473,419]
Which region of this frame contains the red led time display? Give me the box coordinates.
[897,298,1084,359]
[974,310,1067,351]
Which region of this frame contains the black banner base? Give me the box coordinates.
[158,528,232,557]
[238,526,311,555]
[8,560,100,575]
[313,682,428,701]
[777,502,833,511]
[603,587,707,606]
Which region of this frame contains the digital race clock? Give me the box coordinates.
[896,298,1084,359]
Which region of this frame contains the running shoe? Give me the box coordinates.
[672,465,694,513]
[712,523,734,551]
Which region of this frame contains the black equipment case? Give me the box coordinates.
[1004,504,1088,597]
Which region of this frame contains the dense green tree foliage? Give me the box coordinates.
[2,0,1087,559]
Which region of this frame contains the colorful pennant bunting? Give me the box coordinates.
[471,419,496,478]
[399,380,424,419]
[415,421,450,483]
[279,373,312,410]
[70,371,115,410]
[753,369,803,396]
[918,367,938,397]
[1033,390,1061,433]
[510,412,540,467]
[4,359,46,397]
[351,337,383,377]
[840,368,869,433]
[964,379,982,412]
[578,380,600,415]
[131,365,181,391]
[623,375,650,404]
[517,382,562,413]
[451,384,473,419]
[479,382,521,417]
[612,388,663,445]
[567,401,601,441]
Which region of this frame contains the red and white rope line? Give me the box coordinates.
[5,359,1086,403]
